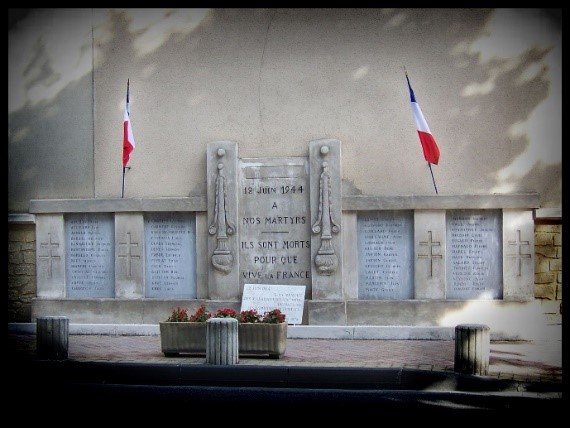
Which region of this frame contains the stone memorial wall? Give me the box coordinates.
[29,140,540,338]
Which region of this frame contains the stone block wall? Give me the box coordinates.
[534,223,563,321]
[8,223,36,322]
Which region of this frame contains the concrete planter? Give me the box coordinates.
[159,321,287,358]
[159,322,206,357]
[239,322,288,359]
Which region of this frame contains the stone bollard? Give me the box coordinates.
[37,316,69,360]
[206,317,239,365]
[454,324,490,375]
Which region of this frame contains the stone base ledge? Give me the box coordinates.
[289,325,455,340]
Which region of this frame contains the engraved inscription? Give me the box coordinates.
[358,211,414,299]
[144,212,196,298]
[241,284,306,325]
[239,159,311,291]
[446,209,502,299]
[65,213,115,298]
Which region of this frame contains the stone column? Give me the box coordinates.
[37,316,69,360]
[454,324,490,375]
[206,317,239,365]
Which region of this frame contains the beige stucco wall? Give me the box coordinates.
[8,8,562,213]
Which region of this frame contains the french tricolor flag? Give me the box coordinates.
[123,79,135,168]
[406,73,440,165]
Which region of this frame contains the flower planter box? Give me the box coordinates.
[239,322,287,359]
[159,322,206,357]
[159,321,287,358]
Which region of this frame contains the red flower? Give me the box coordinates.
[166,306,189,322]
[213,307,238,319]
[239,309,262,323]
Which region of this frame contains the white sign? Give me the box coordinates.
[241,284,306,325]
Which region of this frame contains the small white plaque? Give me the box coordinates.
[241,284,305,325]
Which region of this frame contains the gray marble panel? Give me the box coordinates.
[446,209,503,299]
[144,212,196,298]
[357,210,414,299]
[65,213,115,298]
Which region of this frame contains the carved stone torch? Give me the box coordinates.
[312,145,340,275]
[209,150,235,274]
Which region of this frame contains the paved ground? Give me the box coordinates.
[8,332,562,383]
[7,331,564,415]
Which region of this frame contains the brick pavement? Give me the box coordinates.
[8,333,562,383]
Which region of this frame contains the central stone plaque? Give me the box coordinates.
[238,158,311,290]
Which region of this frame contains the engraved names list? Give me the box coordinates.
[358,211,414,299]
[65,213,115,297]
[446,209,502,299]
[144,212,196,298]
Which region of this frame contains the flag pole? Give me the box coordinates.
[122,166,131,198]
[428,162,438,194]
[121,167,127,198]
[122,79,129,198]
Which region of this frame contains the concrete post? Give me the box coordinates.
[206,317,239,365]
[454,324,490,375]
[37,316,69,360]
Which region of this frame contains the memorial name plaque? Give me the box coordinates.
[358,211,414,299]
[241,283,306,324]
[238,158,311,291]
[144,212,196,298]
[446,209,502,299]
[65,213,115,298]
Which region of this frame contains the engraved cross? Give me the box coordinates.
[507,229,531,277]
[118,232,140,278]
[418,231,442,278]
[39,233,60,278]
